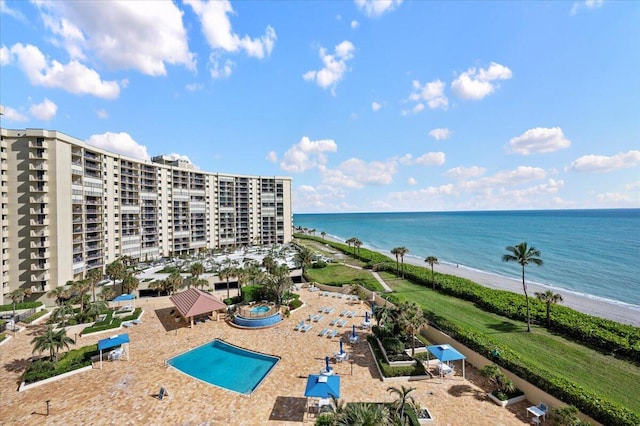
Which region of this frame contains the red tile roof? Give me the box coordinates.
[169,288,227,318]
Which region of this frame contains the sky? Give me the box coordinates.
[1,0,638,213]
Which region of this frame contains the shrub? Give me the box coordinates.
[381,337,405,354]
[23,344,98,384]
[242,285,263,302]
[312,260,327,269]
[224,296,243,305]
[368,336,426,378]
[0,333,5,342]
[0,301,43,312]
[22,309,48,324]
[289,299,303,310]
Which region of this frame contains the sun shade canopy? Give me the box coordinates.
[169,288,227,319]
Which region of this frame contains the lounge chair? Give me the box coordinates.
[310,314,319,322]
[347,311,356,318]
[337,319,348,327]
[318,328,329,337]
[319,307,327,312]
[329,318,339,326]
[133,319,141,325]
[313,315,324,322]
[339,310,348,316]
[294,320,305,331]
[327,330,339,338]
[301,324,313,332]
[324,307,334,314]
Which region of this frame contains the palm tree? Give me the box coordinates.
[85,300,108,321]
[70,279,91,315]
[164,271,183,295]
[387,385,416,423]
[353,238,362,256]
[321,231,327,240]
[52,302,75,327]
[262,255,276,275]
[86,267,103,302]
[390,247,401,277]
[8,288,32,321]
[99,286,115,302]
[337,402,390,426]
[189,262,204,289]
[397,301,427,357]
[502,242,543,332]
[294,246,314,276]
[121,271,139,295]
[397,247,408,278]
[47,286,71,306]
[424,256,438,290]
[31,325,75,362]
[193,278,209,290]
[346,238,355,253]
[219,262,237,300]
[235,266,249,298]
[535,289,563,328]
[106,260,126,295]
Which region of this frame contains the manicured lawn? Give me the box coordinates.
[381,272,640,415]
[304,264,385,292]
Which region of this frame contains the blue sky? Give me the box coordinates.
[1,0,638,213]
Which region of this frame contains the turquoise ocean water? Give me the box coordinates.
[293,209,640,308]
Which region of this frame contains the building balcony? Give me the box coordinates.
[30,229,49,238]
[28,151,48,160]
[29,173,49,182]
[28,140,48,149]
[31,262,50,271]
[30,207,50,215]
[29,184,49,193]
[29,195,49,204]
[30,283,50,294]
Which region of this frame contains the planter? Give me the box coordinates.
[487,391,526,407]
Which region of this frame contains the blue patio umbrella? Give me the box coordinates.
[339,340,344,354]
[352,324,356,337]
[365,311,369,322]
[304,374,341,398]
[325,355,330,372]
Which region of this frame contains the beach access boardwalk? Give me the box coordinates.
[0,291,531,425]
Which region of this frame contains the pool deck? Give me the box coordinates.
[0,289,533,425]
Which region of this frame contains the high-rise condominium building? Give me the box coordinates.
[0,128,293,305]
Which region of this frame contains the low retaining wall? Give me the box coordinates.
[19,365,93,392]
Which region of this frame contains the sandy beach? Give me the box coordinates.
[314,236,640,327]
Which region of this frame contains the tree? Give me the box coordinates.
[397,301,427,357]
[219,258,238,300]
[106,260,126,295]
[31,325,75,362]
[47,286,71,306]
[262,255,276,275]
[265,264,293,307]
[353,238,362,256]
[85,300,108,321]
[70,279,91,315]
[86,267,103,303]
[8,288,32,321]
[321,231,326,240]
[535,289,563,328]
[387,385,416,423]
[424,256,438,290]
[164,271,183,295]
[337,402,390,426]
[397,247,408,278]
[480,364,516,398]
[51,302,75,327]
[390,247,401,277]
[99,286,115,302]
[193,278,209,290]
[121,271,139,295]
[189,262,204,289]
[502,242,543,332]
[294,246,314,276]
[235,266,249,298]
[346,238,355,254]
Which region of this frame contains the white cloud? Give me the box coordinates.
[293,184,349,213]
[186,0,276,61]
[355,0,403,17]
[444,166,486,180]
[209,54,234,79]
[371,101,382,111]
[626,181,640,191]
[451,62,512,100]
[7,43,120,99]
[429,128,451,140]
[571,0,604,15]
[303,41,355,95]
[570,150,640,173]
[407,79,448,111]
[414,152,446,166]
[351,20,359,29]
[167,153,193,163]
[266,151,278,163]
[407,177,417,185]
[322,158,397,188]
[2,106,29,122]
[0,0,26,22]
[96,109,109,119]
[86,132,150,160]
[29,98,58,121]
[280,136,338,173]
[0,45,11,65]
[508,127,571,155]
[185,83,204,92]
[595,192,633,203]
[35,1,195,76]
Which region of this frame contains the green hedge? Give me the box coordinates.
[22,309,48,324]
[367,336,427,378]
[0,301,43,312]
[242,285,263,302]
[289,299,303,310]
[23,344,98,384]
[297,234,640,363]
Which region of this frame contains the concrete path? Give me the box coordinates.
[342,263,392,292]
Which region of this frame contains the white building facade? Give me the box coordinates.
[0,128,293,305]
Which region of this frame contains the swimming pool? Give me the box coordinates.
[166,339,280,395]
[250,305,270,315]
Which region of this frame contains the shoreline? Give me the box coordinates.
[315,234,640,327]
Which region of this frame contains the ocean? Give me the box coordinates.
[293,209,640,308]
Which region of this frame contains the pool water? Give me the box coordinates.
[167,339,279,395]
[250,305,270,314]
